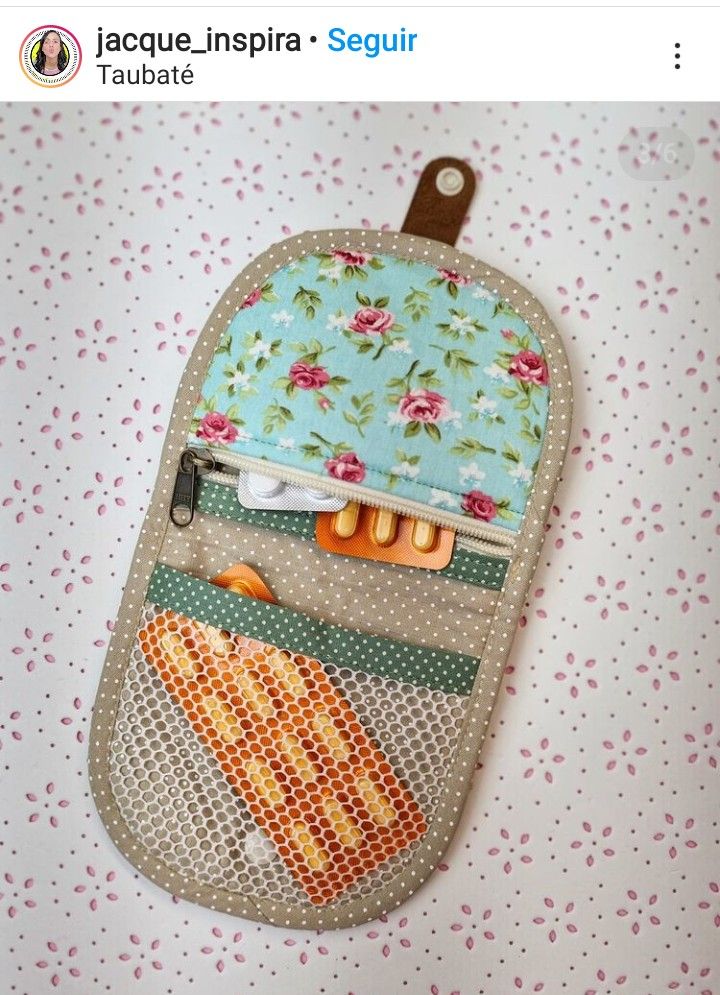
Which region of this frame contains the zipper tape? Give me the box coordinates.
[197,446,517,550]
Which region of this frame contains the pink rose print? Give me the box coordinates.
[288,362,331,391]
[241,287,262,309]
[333,250,371,266]
[461,490,498,522]
[508,350,549,386]
[324,452,366,483]
[196,412,239,445]
[348,307,395,335]
[437,267,471,285]
[398,389,450,423]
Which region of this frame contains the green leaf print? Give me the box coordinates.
[259,282,279,304]
[495,378,541,414]
[216,331,233,356]
[305,432,353,458]
[519,415,543,445]
[262,401,294,435]
[386,360,443,402]
[289,338,335,365]
[429,345,479,378]
[428,275,461,298]
[450,437,497,457]
[493,300,519,319]
[417,367,443,389]
[293,286,322,320]
[272,375,297,399]
[495,499,515,522]
[424,423,442,442]
[342,392,376,437]
[502,443,522,464]
[355,291,390,310]
[403,287,432,322]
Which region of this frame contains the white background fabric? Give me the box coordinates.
[2,101,718,994]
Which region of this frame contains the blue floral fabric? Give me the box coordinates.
[189,251,550,531]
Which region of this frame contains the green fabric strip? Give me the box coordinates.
[147,563,479,696]
[196,479,508,591]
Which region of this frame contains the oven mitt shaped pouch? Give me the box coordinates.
[89,160,572,928]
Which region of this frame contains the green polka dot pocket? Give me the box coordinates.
[89,160,573,928]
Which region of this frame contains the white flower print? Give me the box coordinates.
[459,462,487,485]
[471,395,498,416]
[390,460,421,480]
[278,437,296,450]
[508,460,533,486]
[429,488,459,507]
[229,371,253,390]
[270,309,294,327]
[326,310,347,332]
[472,285,498,302]
[484,362,510,382]
[449,312,476,334]
[235,428,253,443]
[388,338,412,354]
[248,338,273,359]
[323,264,344,282]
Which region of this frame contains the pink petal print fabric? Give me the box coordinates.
[2,101,718,993]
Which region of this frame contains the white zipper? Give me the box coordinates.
[194,446,516,552]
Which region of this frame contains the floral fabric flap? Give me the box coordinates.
[189,249,550,532]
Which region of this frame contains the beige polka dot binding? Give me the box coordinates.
[89,229,572,928]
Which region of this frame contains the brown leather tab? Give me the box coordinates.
[401,158,476,246]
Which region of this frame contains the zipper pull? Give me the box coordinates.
[170,448,214,527]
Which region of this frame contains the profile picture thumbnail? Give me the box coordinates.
[19,25,81,87]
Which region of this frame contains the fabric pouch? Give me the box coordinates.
[89,159,573,928]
